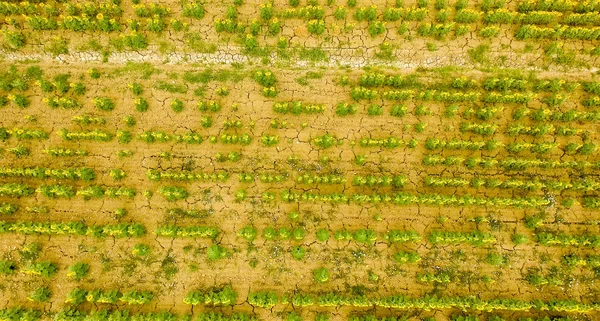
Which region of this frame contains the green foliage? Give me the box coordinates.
[316,229,330,242]
[307,19,325,35]
[238,225,258,242]
[183,1,205,19]
[313,267,330,283]
[3,30,25,49]
[287,312,302,321]
[120,290,154,304]
[171,99,184,112]
[10,94,30,108]
[134,97,149,112]
[429,230,496,246]
[67,262,90,280]
[486,252,507,265]
[248,291,279,308]
[129,82,143,95]
[312,134,340,149]
[155,225,219,238]
[336,103,358,116]
[254,70,276,87]
[122,31,148,49]
[184,285,238,305]
[291,245,306,260]
[0,260,16,274]
[28,287,51,302]
[393,251,421,264]
[367,22,386,37]
[207,244,228,260]
[22,261,58,278]
[159,186,189,201]
[132,244,151,256]
[65,288,87,305]
[92,97,115,111]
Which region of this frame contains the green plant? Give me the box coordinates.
[20,242,41,261]
[291,245,306,260]
[486,252,507,265]
[313,267,330,283]
[67,262,89,280]
[22,262,58,278]
[171,99,184,112]
[512,233,529,245]
[238,225,257,242]
[9,94,30,108]
[132,244,151,256]
[3,30,25,49]
[207,244,228,260]
[307,19,325,35]
[122,31,148,49]
[0,260,16,275]
[134,97,149,112]
[93,97,115,111]
[129,82,143,95]
[159,186,189,201]
[28,287,51,302]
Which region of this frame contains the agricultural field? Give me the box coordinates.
[1,0,600,320]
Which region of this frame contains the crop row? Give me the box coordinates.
[535,232,600,247]
[0,221,145,238]
[237,226,421,245]
[423,154,599,171]
[0,260,57,277]
[513,108,600,123]
[55,310,256,321]
[154,225,220,239]
[146,170,230,182]
[0,167,95,181]
[0,184,135,199]
[351,87,542,104]
[425,175,600,192]
[245,291,597,313]
[561,254,600,267]
[234,173,405,189]
[183,285,237,306]
[279,190,549,208]
[360,73,583,94]
[66,289,153,305]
